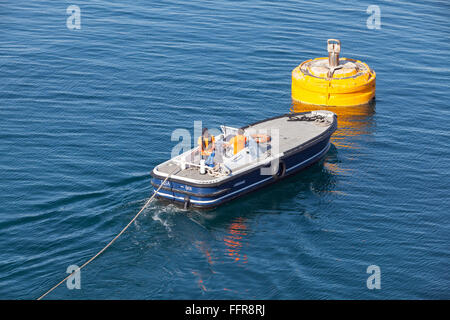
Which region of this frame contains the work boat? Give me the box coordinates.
[151,111,337,209]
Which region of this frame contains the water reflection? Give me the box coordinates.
[223,217,248,264]
[291,101,376,149]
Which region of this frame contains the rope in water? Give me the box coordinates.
[37,168,179,300]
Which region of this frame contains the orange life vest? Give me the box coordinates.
[229,134,247,155]
[198,135,215,156]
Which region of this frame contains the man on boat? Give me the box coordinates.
[226,128,248,155]
[198,127,216,160]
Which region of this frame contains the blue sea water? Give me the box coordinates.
[0,0,449,299]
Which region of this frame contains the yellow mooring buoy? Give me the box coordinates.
[291,39,376,107]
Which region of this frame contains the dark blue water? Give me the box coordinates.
[1,0,449,299]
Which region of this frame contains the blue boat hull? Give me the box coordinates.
[151,135,332,209]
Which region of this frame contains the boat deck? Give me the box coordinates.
[154,112,334,182]
[157,161,216,181]
[249,115,329,151]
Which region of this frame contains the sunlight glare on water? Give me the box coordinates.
[0,0,449,299]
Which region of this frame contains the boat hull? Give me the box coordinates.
[151,134,332,209]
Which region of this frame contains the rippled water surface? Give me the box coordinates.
[1,0,449,299]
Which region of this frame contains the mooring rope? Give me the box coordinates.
[37,168,179,300]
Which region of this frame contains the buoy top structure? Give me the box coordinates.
[292,39,376,107]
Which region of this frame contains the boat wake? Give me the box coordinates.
[144,201,183,235]
[151,210,172,233]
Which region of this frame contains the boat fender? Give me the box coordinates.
[183,196,190,210]
[272,160,286,180]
